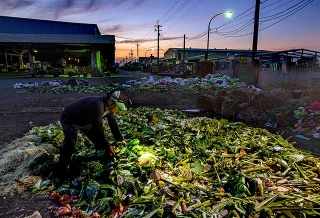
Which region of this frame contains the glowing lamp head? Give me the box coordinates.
[224,11,233,18]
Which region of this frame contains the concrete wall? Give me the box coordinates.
[197,62,214,77]
[215,66,259,85]
[196,62,320,88]
[258,71,320,87]
[234,65,259,85]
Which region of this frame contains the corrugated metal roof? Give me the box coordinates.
[168,48,268,53]
[257,49,320,58]
[0,16,100,35]
[0,33,114,44]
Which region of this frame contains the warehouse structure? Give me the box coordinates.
[0,16,115,76]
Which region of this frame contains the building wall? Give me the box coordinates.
[164,49,176,59]
[0,16,99,35]
[217,68,320,87]
[258,71,320,87]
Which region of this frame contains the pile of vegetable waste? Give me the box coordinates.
[28,108,320,218]
[25,78,245,94]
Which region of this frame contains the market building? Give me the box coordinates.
[0,16,115,77]
[161,47,320,86]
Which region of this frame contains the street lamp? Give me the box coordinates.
[205,10,233,61]
[145,48,154,58]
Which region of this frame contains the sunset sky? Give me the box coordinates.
[1,0,319,61]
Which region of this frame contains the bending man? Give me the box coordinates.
[57,90,127,175]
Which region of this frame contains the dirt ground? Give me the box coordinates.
[0,76,319,217]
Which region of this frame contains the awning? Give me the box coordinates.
[0,33,115,44]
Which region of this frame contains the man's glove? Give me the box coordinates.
[106,145,115,158]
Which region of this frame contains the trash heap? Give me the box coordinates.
[13,82,39,89]
[197,87,291,120]
[293,101,320,139]
[17,74,246,94]
[123,74,245,89]
[3,108,320,217]
[13,79,90,91]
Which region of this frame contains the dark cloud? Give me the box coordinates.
[124,0,147,11]
[0,0,139,27]
[116,33,183,44]
[53,0,127,20]
[65,0,74,8]
[54,0,78,20]
[116,39,153,44]
[0,0,34,10]
[87,0,97,9]
[101,24,123,33]
[161,36,184,40]
[107,0,127,10]
[116,36,183,44]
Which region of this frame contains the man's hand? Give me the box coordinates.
[106,145,115,158]
[121,140,127,145]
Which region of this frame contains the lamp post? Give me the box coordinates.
[145,49,154,65]
[205,11,232,61]
[145,49,153,58]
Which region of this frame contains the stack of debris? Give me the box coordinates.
[123,74,245,88]
[13,82,39,89]
[13,79,89,90]
[196,87,291,119]
[293,101,320,139]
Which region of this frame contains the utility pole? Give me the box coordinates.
[136,42,140,63]
[130,49,133,61]
[252,0,261,64]
[183,34,186,60]
[155,20,162,68]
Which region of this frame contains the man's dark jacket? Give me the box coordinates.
[61,96,123,146]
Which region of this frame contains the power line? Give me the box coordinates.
[216,0,290,32]
[141,27,156,41]
[215,5,255,29]
[213,32,253,40]
[217,17,254,32]
[260,0,312,21]
[161,34,174,48]
[173,0,278,45]
[160,33,182,45]
[214,0,284,31]
[162,0,191,25]
[210,0,313,41]
[213,0,312,37]
[176,0,256,45]
[259,0,314,30]
[261,0,307,19]
[186,30,207,41]
[216,19,254,35]
[259,0,295,17]
[159,0,180,21]
[164,0,203,32]
[140,1,181,42]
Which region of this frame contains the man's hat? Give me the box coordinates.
[110,91,127,111]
